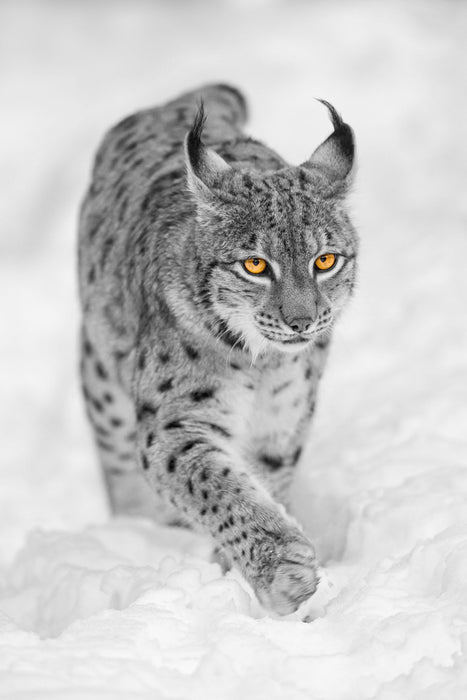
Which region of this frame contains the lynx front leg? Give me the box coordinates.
[135,398,319,615]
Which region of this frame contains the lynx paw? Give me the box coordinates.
[255,536,319,615]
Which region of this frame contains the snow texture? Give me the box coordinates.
[1,0,467,698]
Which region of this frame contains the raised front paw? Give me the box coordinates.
[253,533,319,615]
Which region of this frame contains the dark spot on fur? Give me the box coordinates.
[164,419,183,430]
[138,350,147,370]
[158,351,170,364]
[158,378,173,393]
[95,361,108,380]
[136,402,158,421]
[88,266,96,284]
[211,504,218,514]
[146,432,154,448]
[95,424,110,437]
[103,392,114,404]
[200,468,209,481]
[101,236,115,269]
[183,344,199,360]
[229,515,235,526]
[110,417,123,428]
[187,478,193,495]
[222,467,230,477]
[118,452,133,460]
[92,397,103,413]
[167,455,176,473]
[315,337,329,350]
[114,348,130,362]
[207,423,231,438]
[142,453,150,470]
[87,210,105,240]
[191,388,214,402]
[83,339,93,356]
[242,531,248,540]
[202,490,209,500]
[230,362,241,370]
[180,440,205,454]
[305,367,312,380]
[292,447,302,465]
[273,380,292,395]
[200,508,207,516]
[218,524,224,533]
[97,438,113,452]
[259,454,283,471]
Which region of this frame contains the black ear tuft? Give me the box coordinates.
[184,101,231,203]
[186,102,207,170]
[302,99,355,183]
[316,99,343,131]
[316,98,354,161]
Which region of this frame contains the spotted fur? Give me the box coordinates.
[78,83,358,615]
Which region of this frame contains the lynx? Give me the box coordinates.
[78,84,358,615]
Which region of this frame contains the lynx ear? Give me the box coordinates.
[302,100,355,183]
[184,103,231,205]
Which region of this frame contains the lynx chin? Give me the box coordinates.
[78,84,358,615]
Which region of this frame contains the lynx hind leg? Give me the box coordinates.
[211,546,233,574]
[80,331,157,517]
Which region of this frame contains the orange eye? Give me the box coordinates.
[244,257,267,274]
[315,253,336,271]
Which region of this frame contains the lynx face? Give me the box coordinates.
[186,109,358,357]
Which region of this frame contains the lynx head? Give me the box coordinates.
[185,101,358,358]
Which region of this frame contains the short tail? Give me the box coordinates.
[206,83,248,126]
[166,83,248,130]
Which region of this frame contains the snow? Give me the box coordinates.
[1,0,467,697]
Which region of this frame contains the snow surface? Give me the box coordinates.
[1,0,467,697]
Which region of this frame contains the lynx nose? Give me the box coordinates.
[288,317,314,334]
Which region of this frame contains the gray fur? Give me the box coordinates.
[78,83,358,615]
